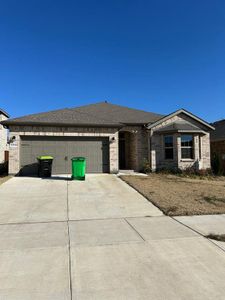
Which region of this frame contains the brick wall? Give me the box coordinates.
[150,113,211,171]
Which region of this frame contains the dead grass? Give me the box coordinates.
[207,234,225,242]
[0,175,12,186]
[120,174,225,216]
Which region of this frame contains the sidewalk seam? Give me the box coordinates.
[66,178,73,300]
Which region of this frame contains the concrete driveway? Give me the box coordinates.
[0,175,225,299]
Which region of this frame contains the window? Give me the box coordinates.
[164,135,174,159]
[181,135,193,159]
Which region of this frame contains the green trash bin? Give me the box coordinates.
[71,157,86,180]
[37,156,54,177]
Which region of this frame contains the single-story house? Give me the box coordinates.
[0,109,9,163]
[211,119,225,174]
[1,102,214,175]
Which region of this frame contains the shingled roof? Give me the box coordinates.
[2,102,163,127]
[211,119,225,141]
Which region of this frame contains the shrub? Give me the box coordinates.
[157,166,213,179]
[197,168,213,176]
[211,152,223,175]
[142,158,151,174]
[156,167,182,175]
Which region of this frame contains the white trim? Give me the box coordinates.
[156,130,208,135]
[180,134,194,160]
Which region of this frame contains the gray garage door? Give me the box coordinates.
[20,136,109,175]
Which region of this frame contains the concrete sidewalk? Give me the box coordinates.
[0,175,225,299]
[175,214,225,236]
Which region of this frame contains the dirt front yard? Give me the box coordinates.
[120,174,225,216]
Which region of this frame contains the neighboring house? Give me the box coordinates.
[0,109,9,163]
[0,102,214,175]
[211,119,225,174]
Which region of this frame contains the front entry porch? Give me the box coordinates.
[119,131,136,170]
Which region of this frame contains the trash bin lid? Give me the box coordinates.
[37,156,54,160]
[71,157,86,161]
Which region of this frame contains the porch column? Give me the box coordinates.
[8,132,20,175]
[150,131,157,172]
[109,131,119,173]
[194,135,200,161]
[177,135,181,164]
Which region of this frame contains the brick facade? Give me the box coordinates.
[150,113,211,171]
[7,112,212,174]
[8,126,119,174]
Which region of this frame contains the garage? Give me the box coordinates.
[20,136,110,175]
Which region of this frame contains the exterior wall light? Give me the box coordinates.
[110,136,116,143]
[8,136,16,144]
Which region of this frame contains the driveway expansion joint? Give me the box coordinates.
[124,218,146,241]
[66,176,73,300]
[0,220,68,226]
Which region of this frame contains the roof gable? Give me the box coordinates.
[147,109,214,131]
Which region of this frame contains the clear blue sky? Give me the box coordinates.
[0,0,225,122]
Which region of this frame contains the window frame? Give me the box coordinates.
[181,134,194,160]
[164,135,174,160]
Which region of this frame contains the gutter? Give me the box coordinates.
[1,120,154,128]
[0,120,124,128]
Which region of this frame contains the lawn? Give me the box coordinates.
[120,174,225,216]
[0,176,11,186]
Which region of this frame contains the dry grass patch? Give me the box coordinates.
[120,174,225,216]
[207,234,225,242]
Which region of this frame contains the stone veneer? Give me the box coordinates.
[8,126,119,174]
[0,114,8,163]
[149,113,211,171]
